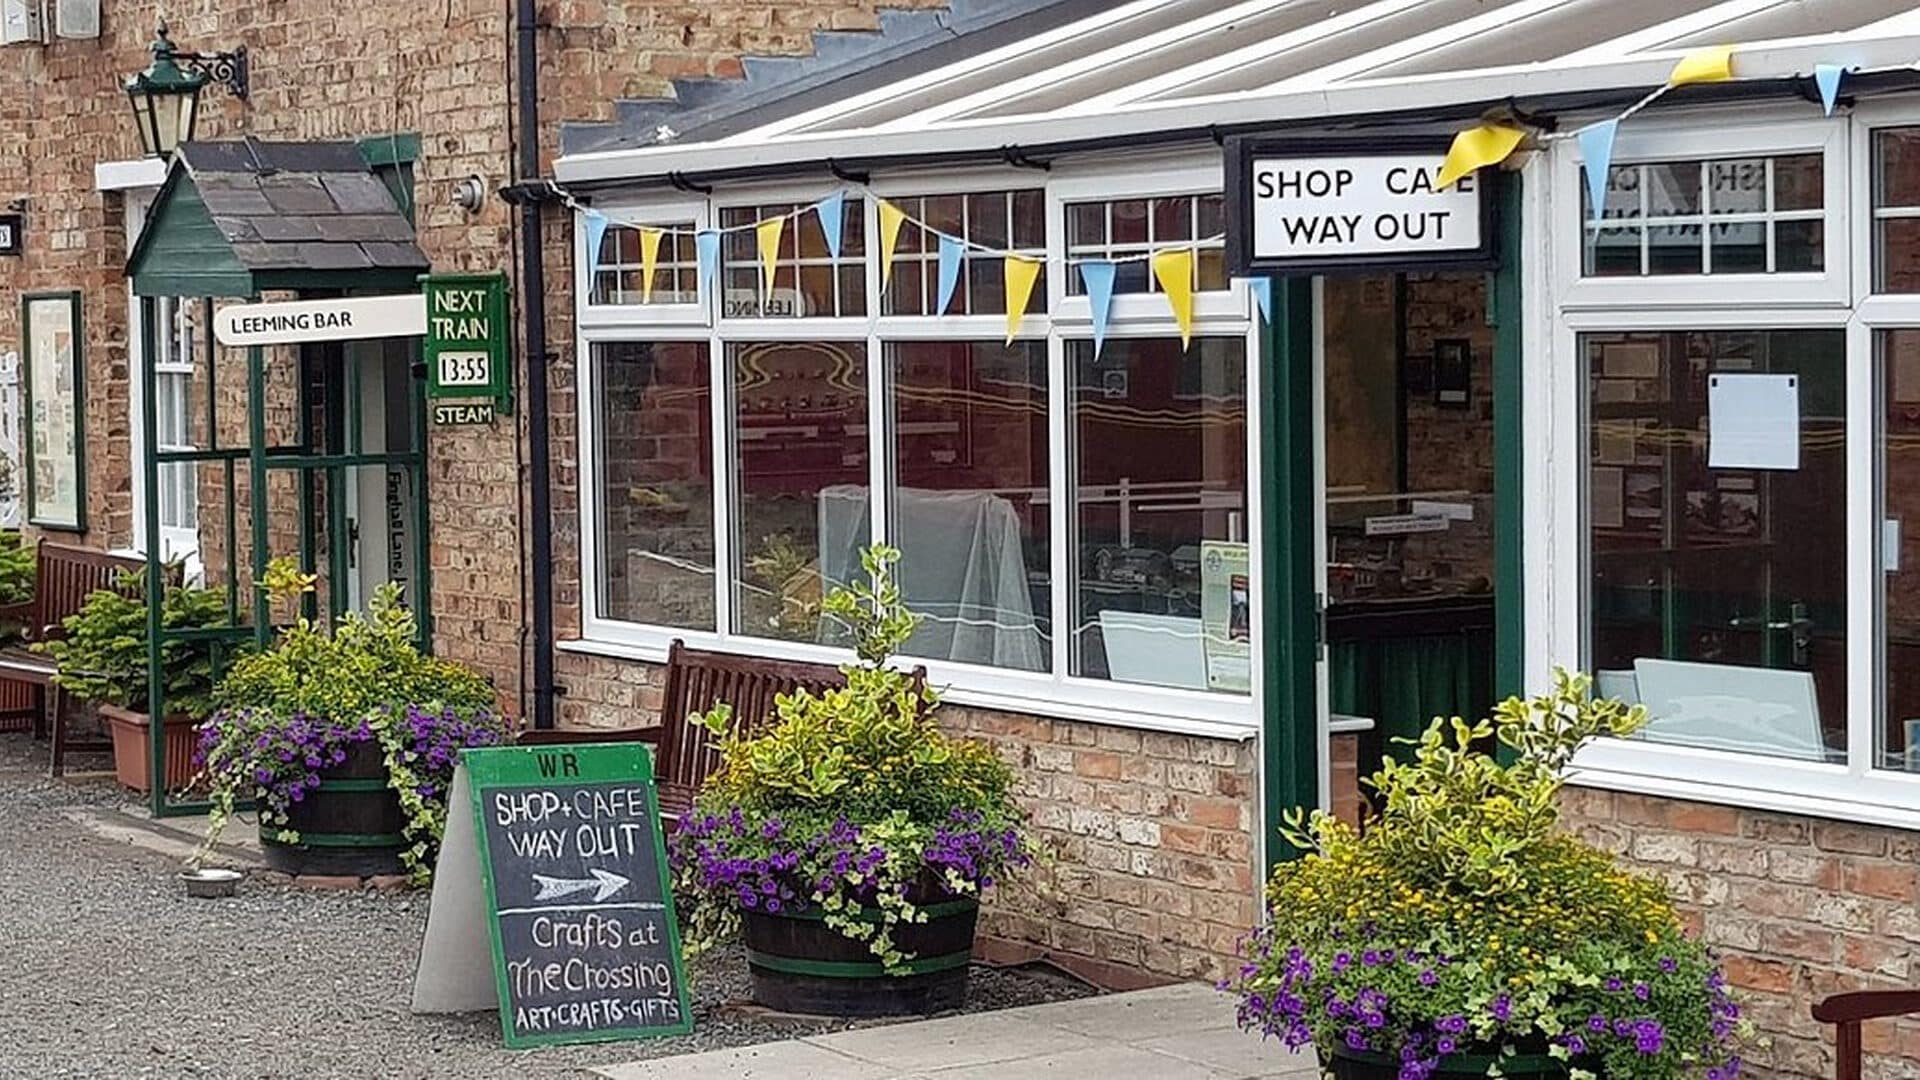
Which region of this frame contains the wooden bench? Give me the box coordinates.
[1815,991,1920,1079]
[521,640,927,821]
[0,542,155,775]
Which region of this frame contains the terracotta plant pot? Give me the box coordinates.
[100,703,199,793]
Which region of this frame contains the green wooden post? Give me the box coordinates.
[1261,276,1320,876]
[140,295,168,817]
[409,335,435,646]
[248,342,272,648]
[1491,173,1527,701]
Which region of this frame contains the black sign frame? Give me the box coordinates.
[1225,135,1502,277]
[0,213,21,257]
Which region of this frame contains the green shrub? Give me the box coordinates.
[196,559,505,882]
[38,570,230,718]
[0,529,34,607]
[671,546,1036,972]
[1227,673,1754,1078]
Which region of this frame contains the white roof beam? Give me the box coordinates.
[732,0,1189,141]
[1060,0,1440,115]
[1556,0,1793,64]
[554,34,1920,186]
[887,0,1305,129]
[1247,0,1601,94]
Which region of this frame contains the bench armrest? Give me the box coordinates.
[1813,991,1920,1025]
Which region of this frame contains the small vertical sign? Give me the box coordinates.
[423,272,510,415]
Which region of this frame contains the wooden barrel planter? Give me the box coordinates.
[258,740,408,878]
[741,897,978,1017]
[1331,1048,1589,1079]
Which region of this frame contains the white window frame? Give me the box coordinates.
[575,196,711,329]
[1553,110,1851,313]
[1540,105,1920,830]
[123,190,201,573]
[570,158,1263,737]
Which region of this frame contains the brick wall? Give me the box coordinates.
[0,1,961,718]
[1562,786,1920,1078]
[554,648,1262,983]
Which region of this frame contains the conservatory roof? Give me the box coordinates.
[555,0,1920,187]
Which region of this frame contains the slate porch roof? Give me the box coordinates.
[172,139,428,275]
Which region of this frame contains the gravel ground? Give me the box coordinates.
[0,732,1096,1080]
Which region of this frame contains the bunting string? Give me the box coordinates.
[559,43,1859,342]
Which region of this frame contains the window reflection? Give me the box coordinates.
[1585,330,1847,762]
[1880,331,1920,771]
[888,341,1051,672]
[595,341,716,630]
[1070,338,1249,694]
[730,342,870,643]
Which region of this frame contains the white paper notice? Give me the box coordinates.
[1708,374,1799,471]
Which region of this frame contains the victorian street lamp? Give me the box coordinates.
[123,20,248,158]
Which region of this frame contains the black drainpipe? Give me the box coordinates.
[507,0,557,730]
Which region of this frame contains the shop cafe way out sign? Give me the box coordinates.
[1226,143,1496,274]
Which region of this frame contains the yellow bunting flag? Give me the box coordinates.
[1004,256,1042,345]
[879,200,908,287]
[1435,124,1526,191]
[1668,45,1734,87]
[1151,249,1196,349]
[756,217,786,305]
[638,227,663,303]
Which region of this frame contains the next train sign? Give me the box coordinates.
[1226,140,1498,275]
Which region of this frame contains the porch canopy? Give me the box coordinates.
[556,0,1920,186]
[127,139,427,298]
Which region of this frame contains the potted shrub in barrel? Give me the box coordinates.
[196,560,507,882]
[1226,673,1753,1079]
[670,545,1035,1016]
[38,572,228,792]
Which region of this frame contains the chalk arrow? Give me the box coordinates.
[531,867,631,903]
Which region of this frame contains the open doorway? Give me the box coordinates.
[1318,271,1500,809]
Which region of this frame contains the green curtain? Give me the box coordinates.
[1330,631,1495,754]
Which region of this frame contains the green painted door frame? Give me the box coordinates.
[1258,172,1527,877]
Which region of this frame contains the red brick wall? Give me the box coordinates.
[0,0,960,716]
[1562,786,1920,1078]
[553,648,1261,983]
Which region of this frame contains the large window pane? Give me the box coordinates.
[719,201,866,318]
[888,341,1050,672]
[1875,129,1920,293]
[1881,330,1920,771]
[1582,155,1826,278]
[1584,330,1846,762]
[731,342,870,643]
[595,341,715,630]
[1070,337,1250,694]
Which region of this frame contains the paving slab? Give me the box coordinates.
[1139,1027,1320,1078]
[596,981,1323,1080]
[1017,982,1239,1042]
[911,1042,1225,1079]
[803,1012,1101,1072]
[595,1040,897,1080]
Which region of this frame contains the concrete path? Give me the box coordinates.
[594,982,1320,1080]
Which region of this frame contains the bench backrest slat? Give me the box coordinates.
[32,542,154,632]
[657,640,925,799]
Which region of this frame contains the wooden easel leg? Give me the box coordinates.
[47,684,65,778]
[30,684,48,740]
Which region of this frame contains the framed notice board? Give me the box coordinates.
[423,272,511,410]
[22,290,85,531]
[464,743,692,1047]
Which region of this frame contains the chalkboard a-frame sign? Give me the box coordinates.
[465,743,693,1048]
